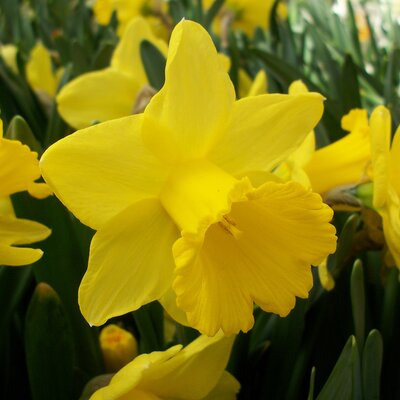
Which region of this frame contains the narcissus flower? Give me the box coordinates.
[204,0,287,36]
[0,119,51,266]
[0,44,18,74]
[26,43,63,99]
[369,106,400,268]
[277,81,370,195]
[91,332,239,399]
[93,0,168,37]
[41,20,336,336]
[57,17,167,129]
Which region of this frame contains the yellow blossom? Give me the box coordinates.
[26,43,62,99]
[41,20,336,336]
[93,0,168,37]
[278,81,371,195]
[57,17,167,130]
[0,119,51,266]
[0,44,18,74]
[100,324,138,372]
[369,106,400,269]
[91,332,239,399]
[204,0,287,36]
[238,69,267,98]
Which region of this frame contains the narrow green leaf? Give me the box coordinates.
[362,329,383,400]
[204,0,225,28]
[25,283,75,400]
[316,336,360,400]
[346,0,363,65]
[0,267,33,333]
[308,367,316,400]
[350,259,365,352]
[5,115,43,154]
[140,40,166,91]
[341,55,362,113]
[333,213,360,274]
[132,301,164,353]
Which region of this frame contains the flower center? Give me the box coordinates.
[218,215,242,239]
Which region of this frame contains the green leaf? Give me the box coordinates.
[132,301,164,353]
[5,115,43,154]
[204,0,225,29]
[308,367,316,400]
[362,330,383,400]
[341,55,362,113]
[0,266,33,333]
[333,213,360,276]
[140,40,166,91]
[316,336,361,400]
[350,259,365,352]
[25,283,75,400]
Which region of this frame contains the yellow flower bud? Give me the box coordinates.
[99,324,138,372]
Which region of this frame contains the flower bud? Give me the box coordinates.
[99,324,138,372]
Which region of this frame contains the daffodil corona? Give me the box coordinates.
[41,20,336,335]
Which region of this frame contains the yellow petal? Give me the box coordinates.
[238,69,252,99]
[0,215,50,266]
[209,93,324,177]
[0,137,41,198]
[1,44,18,74]
[305,109,370,194]
[0,215,50,245]
[318,258,335,291]
[0,244,44,267]
[159,286,189,327]
[389,126,400,196]
[40,115,168,230]
[57,69,140,129]
[27,182,53,199]
[203,371,241,400]
[381,202,400,268]
[111,17,168,83]
[173,181,336,335]
[288,80,308,95]
[140,332,235,400]
[91,346,182,400]
[247,69,268,97]
[26,43,57,97]
[370,106,391,209]
[79,198,179,326]
[93,0,114,25]
[224,0,275,35]
[143,20,235,163]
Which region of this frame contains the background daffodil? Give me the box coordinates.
[277,81,371,195]
[93,0,168,37]
[41,20,336,336]
[56,16,167,130]
[90,332,239,400]
[0,119,51,266]
[370,106,400,269]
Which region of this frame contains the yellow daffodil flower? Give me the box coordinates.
[41,20,336,336]
[369,106,400,268]
[0,119,51,266]
[57,17,167,130]
[91,332,239,399]
[26,42,63,99]
[204,0,287,36]
[0,44,18,74]
[278,81,371,195]
[238,69,267,98]
[93,0,168,37]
